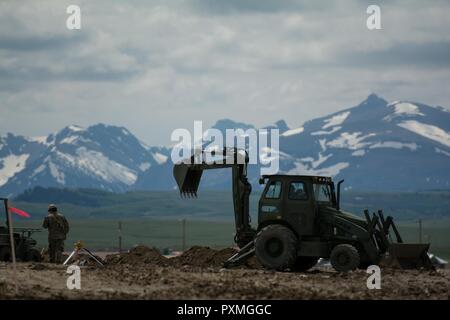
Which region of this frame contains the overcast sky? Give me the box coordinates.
[1,0,449,145]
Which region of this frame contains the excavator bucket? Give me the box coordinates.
[173,164,203,196]
[365,210,433,270]
[382,243,433,269]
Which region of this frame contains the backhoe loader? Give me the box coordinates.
[173,148,432,272]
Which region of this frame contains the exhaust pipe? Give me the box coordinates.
[336,179,344,211]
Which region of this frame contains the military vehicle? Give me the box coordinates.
[173,148,431,272]
[0,198,42,262]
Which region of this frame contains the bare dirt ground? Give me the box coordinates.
[1,245,449,300]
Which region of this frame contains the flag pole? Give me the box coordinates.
[4,199,18,294]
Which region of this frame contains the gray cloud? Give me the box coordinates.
[340,41,450,68]
[189,0,333,15]
[0,0,449,145]
[0,33,85,51]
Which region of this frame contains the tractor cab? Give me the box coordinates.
[258,175,346,235]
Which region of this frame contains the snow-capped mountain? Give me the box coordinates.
[0,124,171,196]
[276,94,450,191]
[164,94,450,191]
[1,94,449,196]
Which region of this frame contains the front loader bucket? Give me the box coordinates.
[173,164,203,196]
[383,243,433,269]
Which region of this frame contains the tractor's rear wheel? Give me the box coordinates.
[330,244,360,272]
[0,247,12,262]
[255,225,297,271]
[292,256,319,272]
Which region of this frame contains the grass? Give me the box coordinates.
[13,218,450,260]
[10,189,450,221]
[13,219,236,252]
[6,189,450,260]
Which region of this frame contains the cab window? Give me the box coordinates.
[265,181,282,199]
[313,183,332,203]
[288,182,307,200]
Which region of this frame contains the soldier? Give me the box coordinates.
[42,204,69,263]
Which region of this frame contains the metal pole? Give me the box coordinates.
[118,221,122,253]
[419,219,422,243]
[182,219,186,252]
[5,199,18,293]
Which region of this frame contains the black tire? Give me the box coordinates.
[26,248,42,262]
[292,256,319,272]
[330,244,360,272]
[255,225,297,271]
[0,247,12,262]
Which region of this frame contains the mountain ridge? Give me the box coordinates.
[1,94,450,195]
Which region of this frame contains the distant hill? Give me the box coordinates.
[12,187,450,220]
[1,94,450,195]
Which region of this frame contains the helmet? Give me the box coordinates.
[48,204,57,212]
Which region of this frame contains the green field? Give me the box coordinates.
[9,189,450,220]
[6,189,450,260]
[13,218,450,260]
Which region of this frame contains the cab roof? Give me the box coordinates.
[260,175,333,183]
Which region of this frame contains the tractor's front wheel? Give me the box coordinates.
[330,244,360,272]
[255,225,297,271]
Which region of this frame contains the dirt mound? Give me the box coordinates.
[171,246,238,268]
[105,245,262,269]
[105,245,168,266]
[71,252,105,267]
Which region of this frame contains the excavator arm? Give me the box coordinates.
[173,148,256,247]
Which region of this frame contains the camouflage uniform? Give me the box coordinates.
[42,205,69,263]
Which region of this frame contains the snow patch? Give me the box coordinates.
[435,147,450,157]
[60,136,78,145]
[392,102,424,116]
[48,161,65,185]
[397,120,450,148]
[153,152,168,165]
[327,132,376,150]
[139,162,151,171]
[369,141,418,151]
[286,161,349,177]
[311,126,342,136]
[323,112,350,129]
[0,154,30,187]
[68,125,84,132]
[352,150,365,156]
[75,148,137,185]
[300,153,332,169]
[319,139,327,152]
[385,102,424,121]
[32,164,46,177]
[29,136,50,145]
[282,127,304,137]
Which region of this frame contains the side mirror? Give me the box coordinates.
[258,177,265,185]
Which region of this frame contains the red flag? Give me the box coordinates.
[9,207,31,218]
